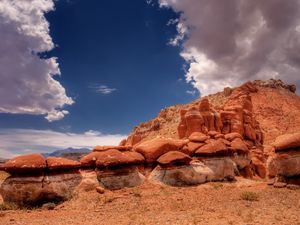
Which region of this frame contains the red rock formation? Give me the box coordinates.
[267,132,300,181]
[1,154,46,175]
[272,132,300,151]
[95,149,144,168]
[157,151,192,167]
[46,157,81,171]
[133,137,188,164]
[93,145,132,152]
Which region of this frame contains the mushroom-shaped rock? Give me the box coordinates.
[186,142,205,154]
[195,139,229,157]
[93,145,132,152]
[80,152,102,167]
[273,132,300,151]
[267,151,300,177]
[46,157,81,171]
[208,131,220,137]
[230,138,249,154]
[95,149,144,168]
[188,132,209,142]
[157,151,192,167]
[225,132,243,141]
[2,154,46,175]
[133,137,187,164]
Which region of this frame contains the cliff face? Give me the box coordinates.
[124,79,300,146]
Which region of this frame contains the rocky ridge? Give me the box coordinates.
[1,79,299,207]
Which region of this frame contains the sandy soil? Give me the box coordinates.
[0,178,299,225]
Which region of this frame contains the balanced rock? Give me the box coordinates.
[157,151,192,167]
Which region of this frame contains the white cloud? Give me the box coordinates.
[0,129,126,158]
[90,84,117,95]
[186,90,198,96]
[0,0,73,121]
[159,0,300,96]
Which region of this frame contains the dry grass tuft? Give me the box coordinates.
[240,191,259,201]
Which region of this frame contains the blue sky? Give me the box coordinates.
[0,0,197,134]
[0,0,198,157]
[0,0,299,157]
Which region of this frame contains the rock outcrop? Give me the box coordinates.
[0,154,82,206]
[149,158,236,186]
[133,137,188,164]
[267,132,300,185]
[80,147,145,190]
[1,79,299,205]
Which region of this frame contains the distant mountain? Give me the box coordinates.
[43,147,91,161]
[0,157,8,164]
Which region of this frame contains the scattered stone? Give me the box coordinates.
[267,179,275,185]
[273,182,287,188]
[96,186,105,194]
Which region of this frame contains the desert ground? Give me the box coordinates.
[0,171,299,225]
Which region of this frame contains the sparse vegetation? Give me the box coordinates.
[0,202,19,211]
[209,182,224,189]
[240,191,259,201]
[42,202,56,210]
[0,171,9,182]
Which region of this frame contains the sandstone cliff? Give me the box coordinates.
[124,79,300,146]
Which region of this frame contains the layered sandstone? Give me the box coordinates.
[124,79,299,146]
[267,132,300,185]
[0,154,82,206]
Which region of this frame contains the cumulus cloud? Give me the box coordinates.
[159,0,300,96]
[0,129,126,158]
[0,0,73,121]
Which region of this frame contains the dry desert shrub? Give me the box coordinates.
[0,202,19,211]
[0,171,9,182]
[240,191,259,201]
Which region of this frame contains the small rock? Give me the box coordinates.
[42,202,56,210]
[96,186,105,194]
[286,184,300,190]
[267,179,275,185]
[273,182,287,188]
